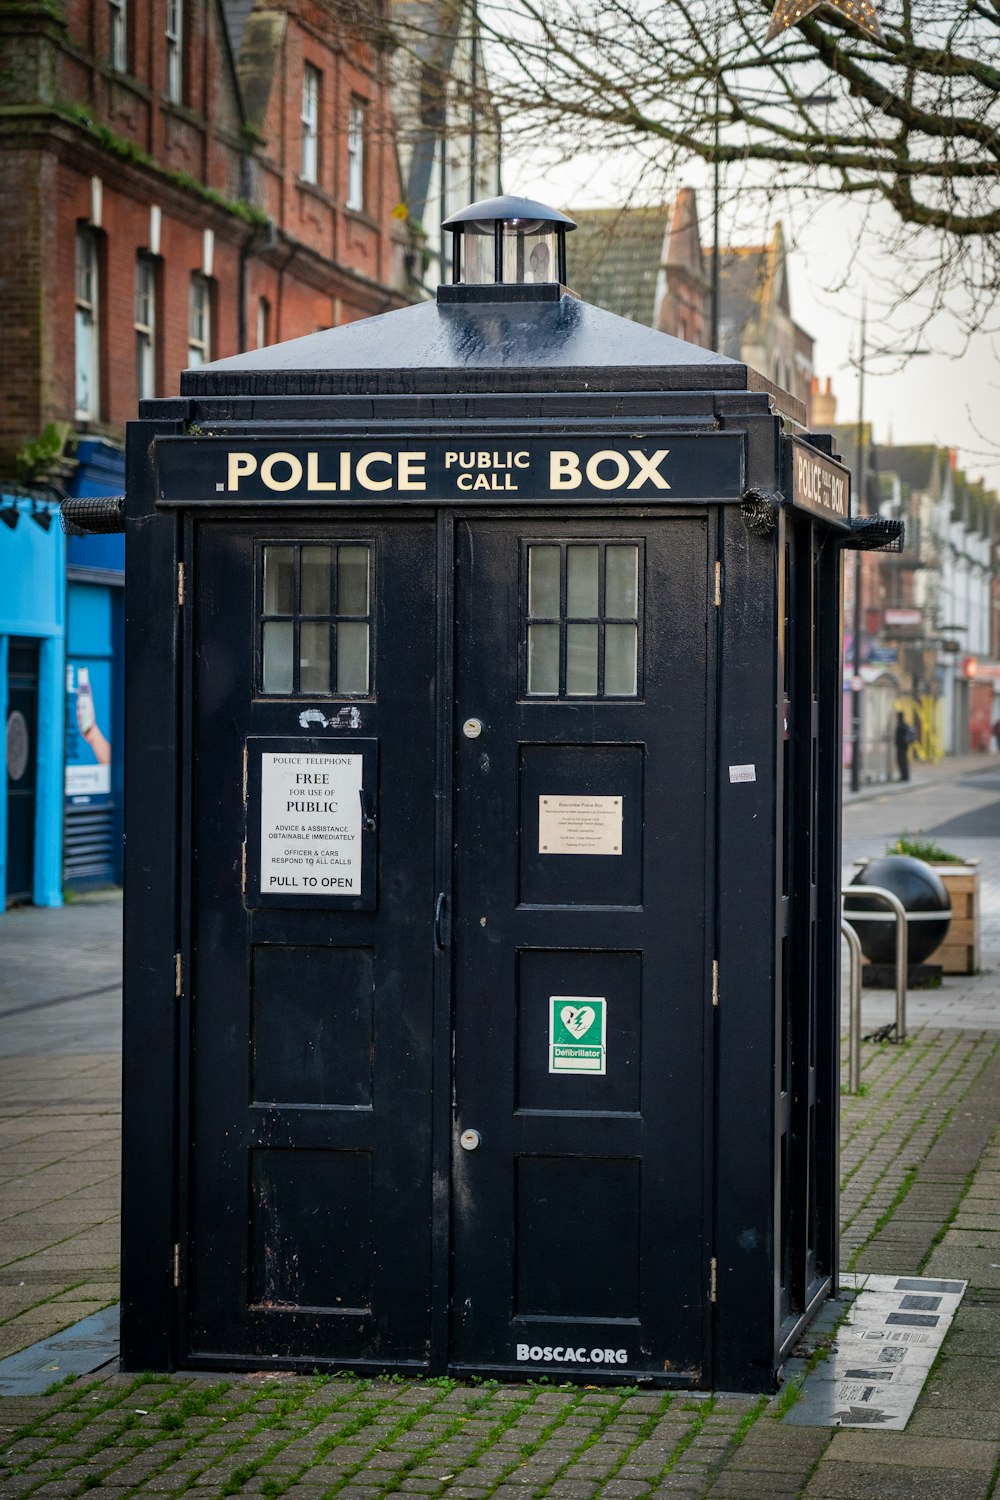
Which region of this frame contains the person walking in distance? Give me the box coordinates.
[895,711,915,782]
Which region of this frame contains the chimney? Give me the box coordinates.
[810,375,837,428]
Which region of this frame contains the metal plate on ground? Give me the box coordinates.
[0,1304,120,1395]
[782,1274,966,1430]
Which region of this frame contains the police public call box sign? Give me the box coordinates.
[154,435,745,505]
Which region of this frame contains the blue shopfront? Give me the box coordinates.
[0,491,65,909]
[64,438,125,889]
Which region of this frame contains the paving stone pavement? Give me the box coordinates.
[1,758,999,1498]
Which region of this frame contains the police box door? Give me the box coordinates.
[451,515,714,1383]
[186,518,438,1367]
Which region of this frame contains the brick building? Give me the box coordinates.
[567,190,814,420]
[0,0,419,904]
[0,0,413,470]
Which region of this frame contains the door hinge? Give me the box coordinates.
[713,561,722,607]
[174,952,182,998]
[173,1243,181,1288]
[712,959,719,1008]
[709,1257,718,1303]
[177,561,185,606]
[241,840,247,895]
[242,745,248,809]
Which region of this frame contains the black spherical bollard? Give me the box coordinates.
[848,856,951,966]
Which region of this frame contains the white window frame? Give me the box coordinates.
[301,64,320,184]
[135,255,156,402]
[75,230,100,420]
[166,0,183,104]
[188,273,211,367]
[346,97,365,211]
[109,0,127,72]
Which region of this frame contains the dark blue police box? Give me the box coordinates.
[94,197,894,1393]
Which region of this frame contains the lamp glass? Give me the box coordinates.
[459,222,496,285]
[502,220,557,284]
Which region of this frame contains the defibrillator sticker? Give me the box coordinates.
[549,996,607,1074]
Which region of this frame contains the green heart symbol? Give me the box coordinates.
[561,1005,596,1040]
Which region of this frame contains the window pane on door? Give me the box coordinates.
[566,623,599,696]
[337,623,370,695]
[605,623,638,696]
[566,546,599,617]
[300,622,331,692]
[605,546,638,617]
[338,546,369,615]
[262,622,294,694]
[527,623,559,696]
[523,540,642,699]
[263,548,295,615]
[260,543,372,697]
[300,546,331,614]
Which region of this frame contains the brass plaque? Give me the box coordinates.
[538,795,623,856]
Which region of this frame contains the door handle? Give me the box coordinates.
[434,892,449,950]
[359,788,377,832]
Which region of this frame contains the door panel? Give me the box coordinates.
[451,517,712,1381]
[6,639,39,906]
[187,520,437,1366]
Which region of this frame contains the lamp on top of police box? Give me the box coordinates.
[442,195,576,291]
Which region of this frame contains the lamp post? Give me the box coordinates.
[849,300,868,792]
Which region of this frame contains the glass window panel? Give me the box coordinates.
[605,545,638,618]
[502,226,557,284]
[337,545,369,616]
[301,546,331,614]
[566,546,599,617]
[262,621,294,694]
[566,622,599,696]
[263,547,295,614]
[528,546,560,617]
[460,223,495,285]
[300,622,331,693]
[604,623,638,696]
[337,622,369,695]
[527,624,559,696]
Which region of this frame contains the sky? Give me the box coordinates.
[504,146,1000,492]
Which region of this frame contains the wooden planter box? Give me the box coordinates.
[928,864,980,974]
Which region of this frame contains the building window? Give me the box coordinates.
[301,64,320,184]
[75,230,100,420]
[109,0,127,71]
[166,0,183,103]
[188,273,211,366]
[260,543,373,697]
[525,541,642,698]
[135,255,157,402]
[256,296,271,350]
[346,98,365,211]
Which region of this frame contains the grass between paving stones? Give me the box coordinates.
[839,1030,992,1264]
[0,1372,183,1487]
[220,1376,523,1498]
[0,1378,761,1500]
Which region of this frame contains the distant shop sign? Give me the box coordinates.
[883,608,923,630]
[963,657,1000,681]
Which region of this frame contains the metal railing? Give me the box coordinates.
[841,885,910,1093]
[841,920,864,1094]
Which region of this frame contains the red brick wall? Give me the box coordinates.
[0,2,410,467]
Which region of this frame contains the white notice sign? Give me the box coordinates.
[260,752,364,895]
[538,795,623,856]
